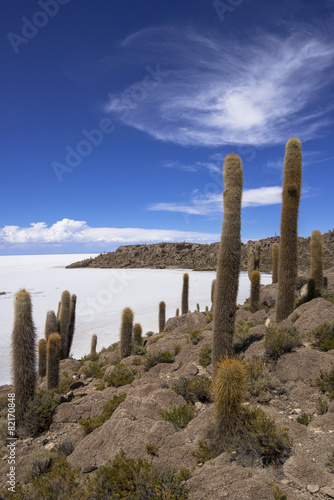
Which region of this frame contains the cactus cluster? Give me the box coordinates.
[212,154,243,368]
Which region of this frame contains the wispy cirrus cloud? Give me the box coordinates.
[162,160,221,174]
[0,219,219,248]
[148,186,283,216]
[104,27,334,147]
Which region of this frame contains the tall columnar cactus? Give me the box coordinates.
[38,339,47,377]
[159,301,166,333]
[58,290,70,359]
[90,334,97,356]
[212,357,247,436]
[44,310,58,341]
[247,249,256,280]
[254,242,261,270]
[176,308,179,317]
[250,270,260,312]
[181,273,189,314]
[67,294,77,357]
[276,138,302,322]
[12,289,36,424]
[211,279,216,311]
[272,243,279,284]
[46,333,61,390]
[310,230,323,291]
[120,307,134,358]
[133,323,142,345]
[212,154,243,368]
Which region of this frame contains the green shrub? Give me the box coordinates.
[172,377,212,404]
[81,360,105,379]
[22,447,52,482]
[316,397,328,415]
[99,342,119,354]
[192,440,216,464]
[81,450,189,499]
[160,404,196,429]
[270,483,287,500]
[173,344,181,355]
[52,440,74,458]
[104,364,135,387]
[132,357,144,366]
[130,344,147,356]
[326,451,334,472]
[198,344,211,367]
[145,331,154,337]
[296,412,313,426]
[55,376,73,393]
[79,393,126,434]
[233,321,263,353]
[312,363,334,400]
[246,356,278,403]
[264,326,301,360]
[144,350,175,371]
[188,330,204,345]
[144,443,159,458]
[149,334,166,344]
[21,391,60,437]
[311,322,334,351]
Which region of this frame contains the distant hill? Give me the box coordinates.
[66,230,334,274]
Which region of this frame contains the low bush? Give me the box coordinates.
[172,377,212,404]
[160,404,196,429]
[198,344,211,367]
[188,330,204,345]
[316,397,328,415]
[312,363,334,400]
[80,360,105,379]
[144,350,175,371]
[296,413,313,426]
[21,391,60,437]
[22,447,52,482]
[233,321,263,353]
[311,322,334,351]
[104,364,135,387]
[79,393,126,434]
[130,344,147,356]
[246,356,278,403]
[264,326,301,360]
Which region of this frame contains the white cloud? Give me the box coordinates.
[148,186,282,215]
[0,219,220,247]
[162,160,221,174]
[105,27,334,147]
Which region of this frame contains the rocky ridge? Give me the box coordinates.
[66,231,334,273]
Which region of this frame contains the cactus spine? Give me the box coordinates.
[213,357,247,436]
[90,334,97,356]
[272,243,279,284]
[212,154,243,368]
[46,333,61,390]
[250,270,260,311]
[159,301,166,333]
[276,138,302,322]
[12,289,36,424]
[120,307,133,358]
[181,273,189,314]
[38,339,47,377]
[133,323,142,345]
[44,310,58,342]
[67,294,76,357]
[59,291,70,359]
[310,230,323,291]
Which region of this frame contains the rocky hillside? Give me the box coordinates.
[66,230,334,273]
[1,269,334,498]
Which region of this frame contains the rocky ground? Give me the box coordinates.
[66,230,334,273]
[1,267,334,498]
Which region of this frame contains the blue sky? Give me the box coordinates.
[1,0,333,255]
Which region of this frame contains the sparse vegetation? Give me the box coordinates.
[104,364,135,387]
[79,393,126,434]
[296,412,313,426]
[316,397,328,415]
[246,356,278,403]
[198,344,211,367]
[188,330,204,345]
[160,403,196,429]
[233,320,263,353]
[311,322,334,351]
[144,350,175,371]
[312,363,334,400]
[264,326,301,360]
[21,390,60,437]
[172,376,212,404]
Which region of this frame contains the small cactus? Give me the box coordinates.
[276,137,302,322]
[159,301,166,333]
[205,305,209,313]
[120,307,134,358]
[133,323,142,345]
[46,333,61,390]
[196,303,200,312]
[44,310,58,341]
[38,339,47,377]
[67,294,77,357]
[212,154,243,368]
[272,243,279,284]
[310,230,323,291]
[212,356,247,436]
[90,334,97,356]
[181,273,189,314]
[176,308,179,317]
[12,289,36,424]
[250,270,260,312]
[58,291,71,359]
